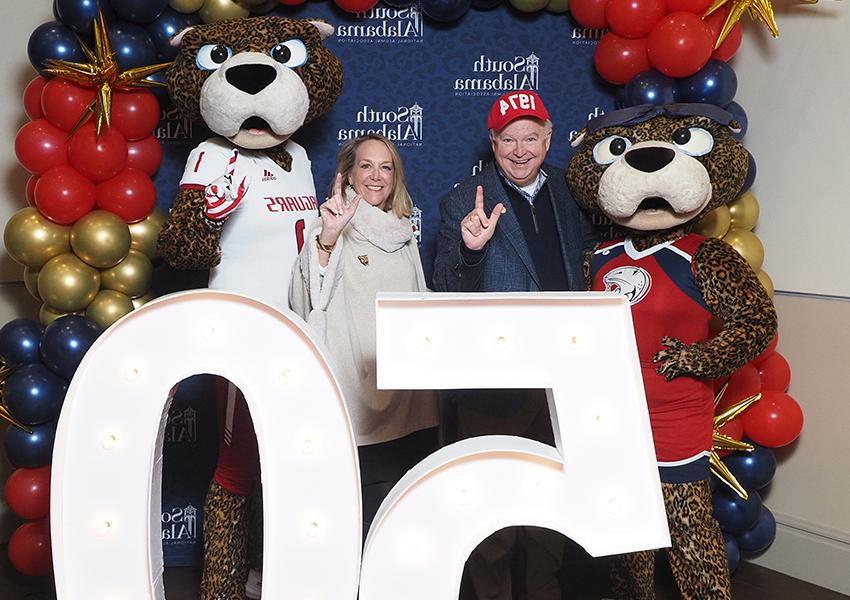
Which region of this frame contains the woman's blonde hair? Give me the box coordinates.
[332,133,413,218]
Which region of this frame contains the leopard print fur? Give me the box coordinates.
[201,480,250,600]
[610,480,731,600]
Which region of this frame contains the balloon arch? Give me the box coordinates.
[2,0,803,584]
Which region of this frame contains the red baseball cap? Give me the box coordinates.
[487,90,550,131]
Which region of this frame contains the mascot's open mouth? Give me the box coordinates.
[638,196,672,211]
[240,116,272,135]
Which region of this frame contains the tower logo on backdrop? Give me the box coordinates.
[338,102,423,146]
[410,206,422,245]
[164,405,198,444]
[155,107,194,140]
[336,4,423,43]
[454,52,540,96]
[571,26,608,45]
[161,504,198,544]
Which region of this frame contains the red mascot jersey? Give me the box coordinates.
[590,234,714,477]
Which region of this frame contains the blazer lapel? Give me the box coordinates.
[484,164,540,289]
[547,175,582,290]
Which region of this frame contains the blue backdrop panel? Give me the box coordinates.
[155,3,613,566]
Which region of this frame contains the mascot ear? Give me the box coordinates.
[309,19,335,40]
[570,129,587,148]
[728,119,743,135]
[170,26,195,48]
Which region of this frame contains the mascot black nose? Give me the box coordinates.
[225,64,277,95]
[625,147,675,173]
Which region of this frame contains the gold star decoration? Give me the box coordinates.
[41,9,170,137]
[703,0,779,49]
[710,382,761,499]
[0,358,32,434]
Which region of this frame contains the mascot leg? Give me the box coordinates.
[609,548,656,600]
[201,381,259,600]
[665,480,732,600]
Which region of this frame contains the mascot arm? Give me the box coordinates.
[157,188,226,270]
[653,237,777,381]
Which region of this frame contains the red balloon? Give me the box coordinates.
[715,417,744,458]
[8,519,53,577]
[4,466,51,520]
[752,332,779,364]
[741,390,803,448]
[26,175,39,207]
[95,168,157,222]
[40,78,97,133]
[111,90,162,141]
[606,0,667,39]
[758,352,791,392]
[14,119,69,175]
[646,12,714,78]
[24,77,47,121]
[594,33,650,85]
[34,165,97,224]
[715,363,761,412]
[126,135,163,176]
[704,7,742,62]
[68,122,128,182]
[570,0,610,28]
[665,0,710,12]
[334,0,379,11]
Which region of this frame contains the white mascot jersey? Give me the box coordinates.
[180,137,318,311]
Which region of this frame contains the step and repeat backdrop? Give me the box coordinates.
[152,3,614,566]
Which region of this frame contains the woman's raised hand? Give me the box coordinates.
[319,173,361,247]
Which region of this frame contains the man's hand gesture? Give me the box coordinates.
[461,185,504,251]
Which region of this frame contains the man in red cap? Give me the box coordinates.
[432,91,599,599]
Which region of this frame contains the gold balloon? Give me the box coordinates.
[70,210,132,269]
[693,205,731,239]
[723,228,765,272]
[37,253,101,312]
[132,290,156,309]
[199,0,250,23]
[757,270,774,298]
[4,207,71,269]
[728,191,760,231]
[86,290,134,329]
[169,0,206,12]
[128,207,167,260]
[24,267,41,301]
[508,0,550,11]
[101,250,154,298]
[39,304,82,327]
[546,0,569,12]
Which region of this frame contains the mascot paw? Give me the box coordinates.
[652,336,701,381]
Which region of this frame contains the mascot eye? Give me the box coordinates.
[672,127,714,156]
[196,44,233,70]
[592,135,632,165]
[269,39,307,68]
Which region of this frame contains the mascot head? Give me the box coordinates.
[167,16,343,150]
[567,104,750,233]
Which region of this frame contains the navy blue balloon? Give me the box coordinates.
[250,0,281,13]
[0,319,44,367]
[107,21,157,70]
[109,0,168,24]
[678,59,738,108]
[472,0,503,8]
[736,506,776,554]
[4,420,57,468]
[725,100,748,141]
[422,0,472,22]
[40,316,102,380]
[722,531,740,573]
[55,0,105,34]
[741,151,756,195]
[723,444,776,491]
[146,8,199,61]
[622,70,679,108]
[712,486,762,535]
[3,364,67,425]
[27,21,86,75]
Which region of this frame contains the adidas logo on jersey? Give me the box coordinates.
[262,169,277,182]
